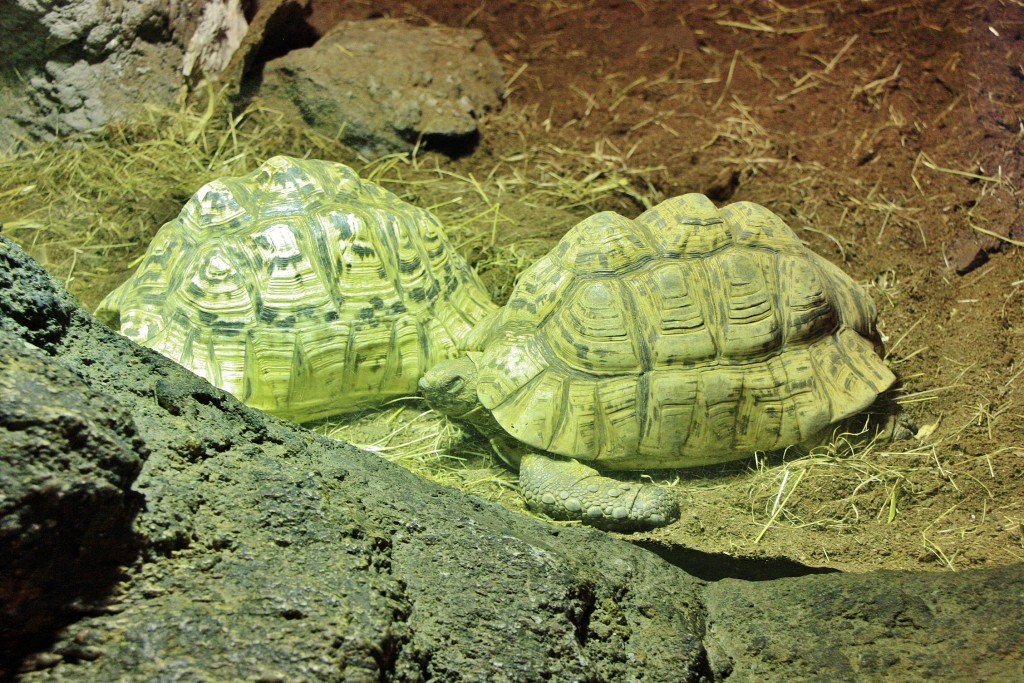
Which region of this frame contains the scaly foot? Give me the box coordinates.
[518,454,679,531]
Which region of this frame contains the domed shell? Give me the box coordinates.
[475,194,895,470]
[99,155,496,422]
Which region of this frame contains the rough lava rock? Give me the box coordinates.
[259,19,505,157]
[0,333,144,671]
[0,237,145,669]
[0,233,76,352]
[1,233,1022,681]
[0,234,709,681]
[703,564,1024,681]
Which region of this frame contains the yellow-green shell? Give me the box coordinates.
[98,155,496,422]
[475,194,895,470]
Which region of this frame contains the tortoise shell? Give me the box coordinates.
[473,193,895,469]
[98,155,496,422]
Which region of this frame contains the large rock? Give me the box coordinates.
[0,0,201,147]
[0,6,504,155]
[0,336,144,669]
[1,233,1022,681]
[259,19,505,157]
[703,564,1024,680]
[0,231,77,352]
[0,238,144,668]
[0,234,708,680]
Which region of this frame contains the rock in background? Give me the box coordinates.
[0,0,205,147]
[258,19,505,157]
[181,0,249,84]
[0,3,503,158]
[702,565,1024,681]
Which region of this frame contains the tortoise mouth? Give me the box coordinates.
[419,356,503,434]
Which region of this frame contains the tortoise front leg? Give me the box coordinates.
[518,454,679,531]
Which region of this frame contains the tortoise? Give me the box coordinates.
[419,193,898,531]
[98,155,497,422]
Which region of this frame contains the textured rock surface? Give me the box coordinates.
[0,233,77,352]
[0,0,202,147]
[259,19,505,156]
[0,7,504,154]
[0,336,144,669]
[2,233,1022,681]
[0,234,708,681]
[703,564,1024,681]
[218,0,314,100]
[0,238,144,666]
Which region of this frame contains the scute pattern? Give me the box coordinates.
[477,193,895,469]
[99,155,496,422]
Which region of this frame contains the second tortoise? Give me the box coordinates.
[98,155,496,422]
[420,193,898,531]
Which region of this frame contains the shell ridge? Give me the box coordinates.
[591,378,609,458]
[640,194,730,257]
[543,372,573,453]
[240,331,258,404]
[380,314,405,396]
[720,249,784,359]
[371,211,402,302]
[832,328,896,397]
[764,350,817,447]
[633,371,652,458]
[487,368,557,451]
[695,253,725,361]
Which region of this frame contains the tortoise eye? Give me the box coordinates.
[443,376,465,394]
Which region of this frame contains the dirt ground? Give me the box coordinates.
[6,0,1022,576]
[315,0,1024,574]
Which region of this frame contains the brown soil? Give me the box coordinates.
[322,0,1024,573]
[7,0,1019,576]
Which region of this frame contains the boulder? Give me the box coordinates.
[703,563,1024,680]
[0,238,144,669]
[0,0,199,147]
[1,233,1022,681]
[259,19,505,157]
[0,336,144,669]
[0,6,503,157]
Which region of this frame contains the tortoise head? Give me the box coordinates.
[420,353,482,415]
[420,353,504,436]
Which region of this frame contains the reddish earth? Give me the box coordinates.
[313,0,1024,573]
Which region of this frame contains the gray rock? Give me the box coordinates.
[0,239,143,670]
[0,7,504,154]
[1,233,1022,681]
[259,19,505,157]
[0,233,77,352]
[1,234,708,681]
[703,565,1024,681]
[0,0,196,147]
